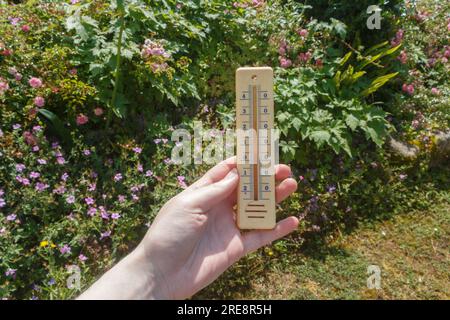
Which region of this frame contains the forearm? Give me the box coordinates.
[77,247,165,300]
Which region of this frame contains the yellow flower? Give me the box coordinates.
[40,241,49,247]
[50,243,56,248]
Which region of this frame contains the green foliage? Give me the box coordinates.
[275,42,400,160]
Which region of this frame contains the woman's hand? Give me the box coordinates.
[79,157,298,300]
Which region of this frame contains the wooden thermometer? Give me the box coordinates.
[236,67,276,230]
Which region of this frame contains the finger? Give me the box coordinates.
[226,166,296,206]
[275,164,292,182]
[188,156,237,190]
[242,216,299,255]
[275,178,297,203]
[188,168,239,212]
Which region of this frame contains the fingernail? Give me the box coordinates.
[224,168,238,181]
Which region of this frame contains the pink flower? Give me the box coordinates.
[278,46,286,56]
[78,254,87,262]
[85,197,95,205]
[34,96,45,107]
[145,170,153,177]
[177,175,187,189]
[114,173,122,182]
[69,68,77,75]
[0,79,9,95]
[431,87,440,95]
[297,28,308,37]
[29,77,43,88]
[118,195,126,203]
[94,107,104,116]
[15,73,23,81]
[66,195,75,204]
[397,50,407,64]
[132,147,142,154]
[7,214,17,221]
[402,83,414,95]
[21,25,30,32]
[0,198,6,208]
[137,164,143,172]
[15,163,26,172]
[61,172,69,181]
[76,114,89,125]
[279,57,292,68]
[59,244,71,255]
[83,149,91,156]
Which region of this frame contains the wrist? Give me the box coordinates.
[78,246,167,300]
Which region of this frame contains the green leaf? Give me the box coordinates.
[37,109,72,149]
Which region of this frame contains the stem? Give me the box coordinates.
[106,7,126,129]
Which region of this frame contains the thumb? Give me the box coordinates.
[188,168,239,212]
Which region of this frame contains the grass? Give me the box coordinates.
[196,197,449,300]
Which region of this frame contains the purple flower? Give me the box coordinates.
[0,198,6,208]
[114,173,122,182]
[32,125,42,132]
[154,138,161,144]
[53,185,66,195]
[87,207,97,217]
[145,170,153,177]
[56,157,66,165]
[16,176,30,186]
[399,174,408,181]
[59,244,71,255]
[137,164,143,172]
[100,230,111,240]
[15,164,26,172]
[32,145,40,152]
[327,185,336,193]
[84,197,94,205]
[111,213,121,220]
[83,149,91,156]
[35,182,49,192]
[37,159,47,165]
[66,195,75,204]
[132,147,142,154]
[6,214,17,221]
[48,278,56,286]
[88,183,96,192]
[78,254,87,262]
[61,172,69,181]
[12,124,21,130]
[118,195,126,203]
[29,171,40,179]
[177,175,187,189]
[0,189,4,197]
[5,268,17,277]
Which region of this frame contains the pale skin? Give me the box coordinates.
[78,157,298,300]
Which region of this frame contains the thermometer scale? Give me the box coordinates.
[236,67,276,229]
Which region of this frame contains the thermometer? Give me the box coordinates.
[236,67,276,229]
